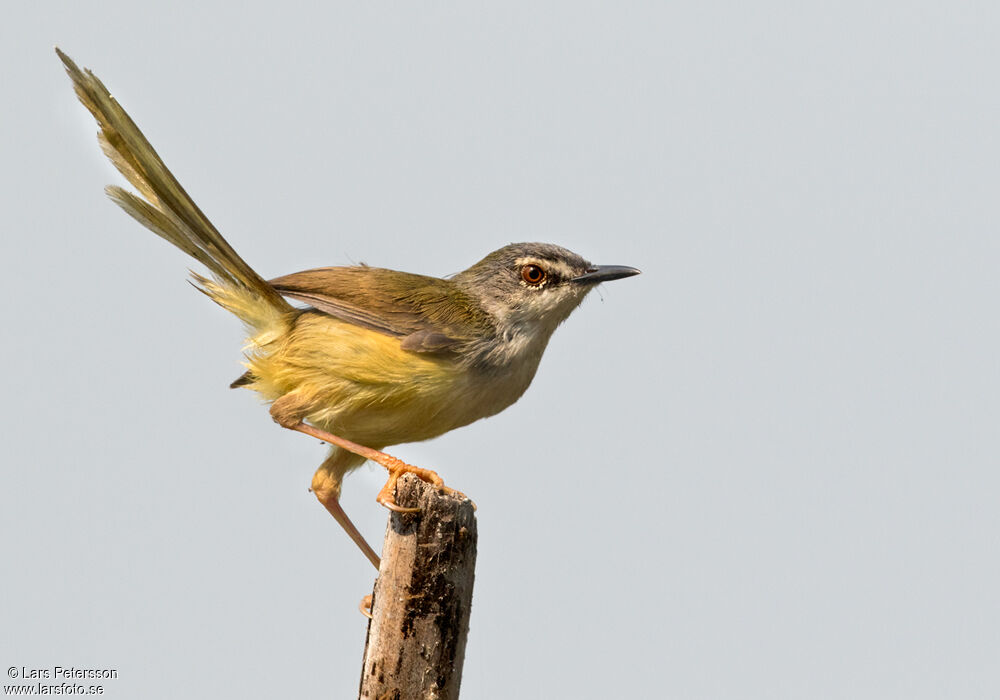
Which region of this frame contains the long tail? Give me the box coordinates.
[56,49,293,333]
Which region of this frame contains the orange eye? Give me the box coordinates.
[521,264,546,285]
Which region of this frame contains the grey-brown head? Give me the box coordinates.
[453,243,640,358]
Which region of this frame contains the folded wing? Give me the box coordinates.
[270,266,493,353]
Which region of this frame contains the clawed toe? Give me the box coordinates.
[377,494,421,513]
[359,594,373,619]
[440,485,476,510]
[374,459,475,513]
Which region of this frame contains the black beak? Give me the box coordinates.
[572,265,641,284]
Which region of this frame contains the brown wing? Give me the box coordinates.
[269,266,493,352]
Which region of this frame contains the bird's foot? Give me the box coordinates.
[374,455,473,512]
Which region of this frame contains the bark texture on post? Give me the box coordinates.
[359,473,478,700]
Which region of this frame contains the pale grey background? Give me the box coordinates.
[2,2,998,698]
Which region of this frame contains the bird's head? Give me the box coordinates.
[454,242,640,333]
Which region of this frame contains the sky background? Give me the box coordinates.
[3,2,999,698]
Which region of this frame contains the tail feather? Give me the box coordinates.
[104,185,234,280]
[56,48,293,324]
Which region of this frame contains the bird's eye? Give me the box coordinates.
[520,264,547,285]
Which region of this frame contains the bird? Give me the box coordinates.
[57,49,640,569]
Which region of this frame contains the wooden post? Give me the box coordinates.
[359,473,478,700]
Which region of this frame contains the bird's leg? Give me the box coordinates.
[276,416,465,513]
[310,466,381,570]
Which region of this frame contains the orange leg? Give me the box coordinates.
[289,421,467,513]
[312,485,381,570]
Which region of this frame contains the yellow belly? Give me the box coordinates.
[243,312,531,447]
